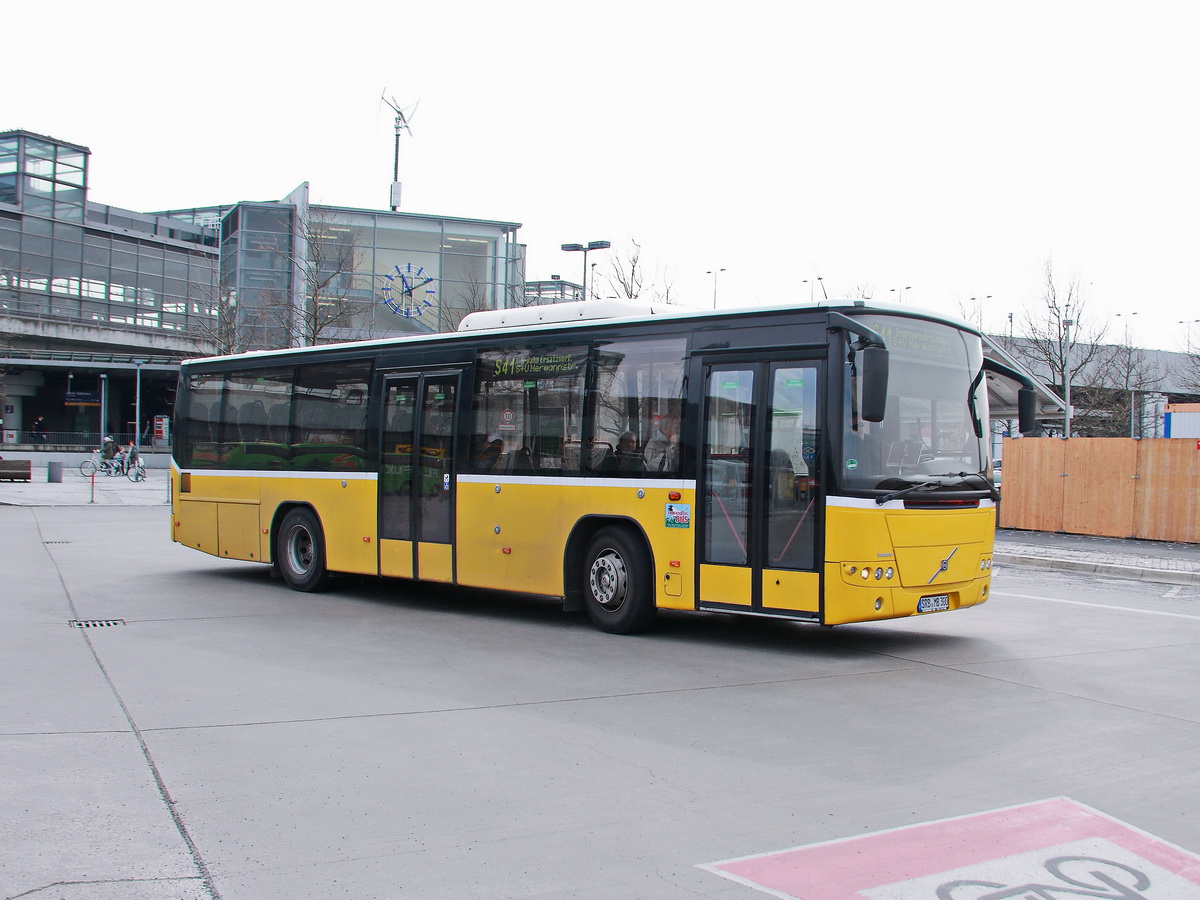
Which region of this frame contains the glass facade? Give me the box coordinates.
[0,129,523,441]
[2,130,523,355]
[0,132,86,221]
[1,131,221,338]
[218,195,523,351]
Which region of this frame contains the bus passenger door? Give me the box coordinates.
[379,372,460,583]
[698,360,822,616]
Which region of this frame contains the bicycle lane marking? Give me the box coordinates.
[995,590,1200,621]
[698,797,1200,899]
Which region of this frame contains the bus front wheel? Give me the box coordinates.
[276,508,331,592]
[582,526,656,634]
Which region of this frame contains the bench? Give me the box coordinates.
[0,459,32,482]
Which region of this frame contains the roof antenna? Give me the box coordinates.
[381,90,418,211]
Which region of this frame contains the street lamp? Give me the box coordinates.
[1062,316,1074,438]
[133,359,144,451]
[706,268,726,308]
[561,240,611,303]
[890,285,912,303]
[1115,314,1139,437]
[1178,318,1200,353]
[99,373,108,444]
[969,296,992,330]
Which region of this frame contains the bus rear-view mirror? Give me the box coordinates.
[1018,385,1038,435]
[860,346,889,423]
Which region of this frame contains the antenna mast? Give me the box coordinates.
[381,91,416,211]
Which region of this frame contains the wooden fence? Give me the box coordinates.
[999,437,1200,543]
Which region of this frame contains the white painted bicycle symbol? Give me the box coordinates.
[937,856,1152,899]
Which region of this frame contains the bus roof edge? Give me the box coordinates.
[457,299,667,332]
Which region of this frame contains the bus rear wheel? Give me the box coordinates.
[582,526,656,634]
[276,508,331,592]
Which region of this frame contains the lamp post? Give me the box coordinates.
[706,268,726,308]
[1062,316,1073,438]
[99,373,108,444]
[1115,313,1139,437]
[133,360,144,451]
[890,285,912,303]
[561,240,611,303]
[968,295,992,330]
[1179,318,1200,353]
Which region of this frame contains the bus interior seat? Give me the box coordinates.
[266,403,289,442]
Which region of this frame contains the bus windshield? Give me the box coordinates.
[838,314,989,493]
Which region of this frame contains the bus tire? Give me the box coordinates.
[276,508,331,592]
[582,526,656,634]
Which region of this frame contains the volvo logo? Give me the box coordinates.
[927,547,958,584]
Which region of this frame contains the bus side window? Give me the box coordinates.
[590,336,686,477]
[472,345,586,477]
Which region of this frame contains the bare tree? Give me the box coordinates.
[842,283,875,301]
[441,267,495,331]
[1008,258,1110,436]
[1057,335,1164,438]
[188,208,365,354]
[1180,327,1200,393]
[599,240,676,304]
[291,209,361,346]
[956,296,985,330]
[183,255,238,357]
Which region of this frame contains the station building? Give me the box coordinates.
[0,129,524,446]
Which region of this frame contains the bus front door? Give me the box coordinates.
[698,360,822,617]
[379,373,459,583]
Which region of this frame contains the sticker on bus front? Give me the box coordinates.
[665,504,691,528]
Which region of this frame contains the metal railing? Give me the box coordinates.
[3,431,169,450]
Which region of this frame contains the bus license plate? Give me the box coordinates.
[918,594,951,613]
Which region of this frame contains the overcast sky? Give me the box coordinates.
[9,1,1200,352]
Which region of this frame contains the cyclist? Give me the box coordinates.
[100,436,123,474]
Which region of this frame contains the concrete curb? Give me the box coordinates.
[995,552,1200,586]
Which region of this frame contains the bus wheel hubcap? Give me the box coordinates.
[590,550,627,610]
[289,528,314,573]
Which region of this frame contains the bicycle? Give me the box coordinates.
[79,451,123,477]
[126,459,147,482]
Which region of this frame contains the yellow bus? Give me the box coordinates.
[171,299,1037,633]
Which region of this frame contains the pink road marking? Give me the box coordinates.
[701,797,1200,899]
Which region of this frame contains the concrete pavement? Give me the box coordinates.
[3,500,1199,898]
[994,528,1200,585]
[0,465,169,507]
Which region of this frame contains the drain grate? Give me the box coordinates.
[69,619,126,628]
[43,541,71,544]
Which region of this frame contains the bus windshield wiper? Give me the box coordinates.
[875,480,942,505]
[875,471,999,505]
[931,471,1000,502]
[957,471,1000,502]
